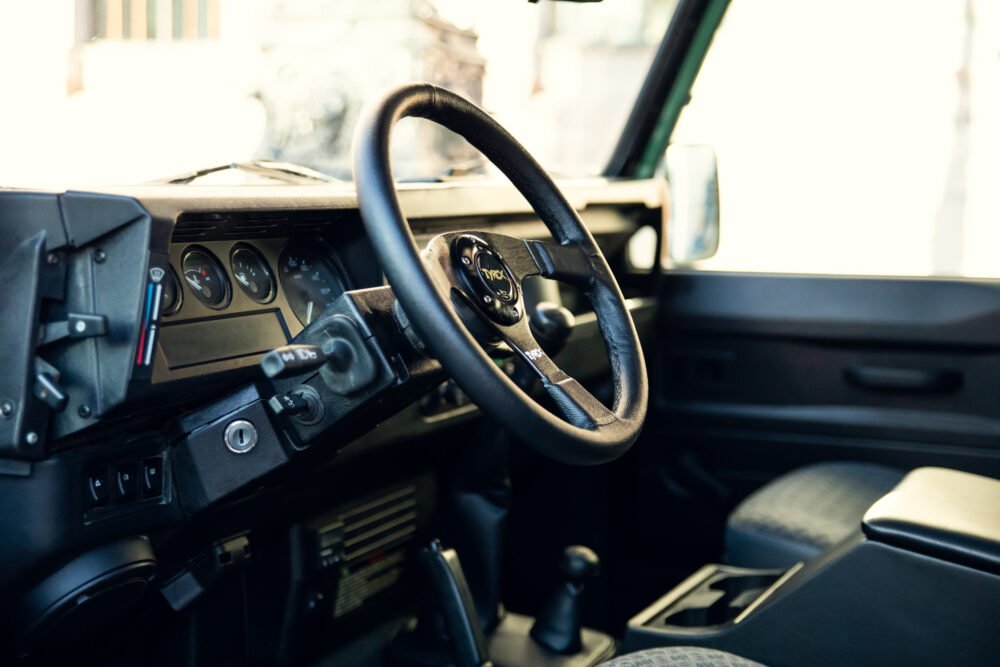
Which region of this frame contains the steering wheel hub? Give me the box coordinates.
[454,235,522,325]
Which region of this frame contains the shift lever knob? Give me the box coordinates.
[530,545,600,655]
[529,302,575,357]
[559,545,600,582]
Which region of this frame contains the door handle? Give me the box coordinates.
[843,365,962,394]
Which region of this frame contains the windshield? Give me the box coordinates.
[1,0,676,187]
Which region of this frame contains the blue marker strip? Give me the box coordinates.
[137,282,155,366]
[144,282,154,325]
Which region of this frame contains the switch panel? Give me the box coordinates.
[85,455,166,517]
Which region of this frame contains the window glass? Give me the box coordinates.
[0,0,676,187]
[672,0,1000,277]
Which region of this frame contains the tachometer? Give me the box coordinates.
[181,246,231,310]
[230,243,276,304]
[279,244,345,326]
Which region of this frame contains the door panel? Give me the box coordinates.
[650,271,1000,497]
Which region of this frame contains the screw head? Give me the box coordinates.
[0,401,13,418]
[93,249,107,263]
[78,404,92,419]
[511,307,519,318]
[46,253,59,265]
[483,294,493,304]
[25,432,38,446]
[461,256,472,266]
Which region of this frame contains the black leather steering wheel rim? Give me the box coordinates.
[353,83,647,465]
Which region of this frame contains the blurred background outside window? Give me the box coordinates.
[673,0,1000,278]
[0,0,675,186]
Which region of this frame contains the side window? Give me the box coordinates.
[671,0,999,277]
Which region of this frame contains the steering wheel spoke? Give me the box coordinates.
[525,240,595,289]
[417,235,457,297]
[498,320,614,430]
[488,235,543,283]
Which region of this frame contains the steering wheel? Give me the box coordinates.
[353,84,647,465]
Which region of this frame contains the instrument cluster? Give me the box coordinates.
[154,238,351,383]
[162,240,347,328]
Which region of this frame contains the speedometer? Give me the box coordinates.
[279,244,345,326]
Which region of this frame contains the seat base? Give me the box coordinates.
[725,462,905,568]
[602,646,765,666]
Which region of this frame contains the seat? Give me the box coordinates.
[602,646,766,666]
[724,461,905,569]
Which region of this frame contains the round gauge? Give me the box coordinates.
[229,244,275,304]
[160,265,182,316]
[181,246,231,310]
[279,244,345,326]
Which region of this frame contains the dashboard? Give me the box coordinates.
[0,179,661,659]
[1,180,660,457]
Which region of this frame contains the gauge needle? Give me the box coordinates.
[306,300,314,325]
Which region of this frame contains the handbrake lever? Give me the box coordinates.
[418,540,493,667]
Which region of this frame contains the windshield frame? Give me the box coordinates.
[605,0,730,179]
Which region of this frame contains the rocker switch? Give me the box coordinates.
[142,458,163,498]
[114,465,138,501]
[87,472,110,508]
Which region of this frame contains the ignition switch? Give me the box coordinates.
[223,419,258,454]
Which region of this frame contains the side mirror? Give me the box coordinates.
[664,144,720,265]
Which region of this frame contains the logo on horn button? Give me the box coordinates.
[475,250,515,302]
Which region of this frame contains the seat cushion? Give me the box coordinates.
[602,647,766,667]
[725,462,905,569]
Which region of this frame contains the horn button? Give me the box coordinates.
[453,235,522,325]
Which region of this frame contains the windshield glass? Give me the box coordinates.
[1,0,676,187]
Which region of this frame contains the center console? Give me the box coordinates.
[389,541,614,667]
[622,468,1000,666]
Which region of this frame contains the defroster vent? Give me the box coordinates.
[171,209,359,242]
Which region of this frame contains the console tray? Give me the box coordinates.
[633,564,789,632]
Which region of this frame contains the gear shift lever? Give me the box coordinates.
[529,302,575,357]
[530,546,600,655]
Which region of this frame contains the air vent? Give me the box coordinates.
[316,485,418,569]
[171,212,222,242]
[172,209,359,242]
